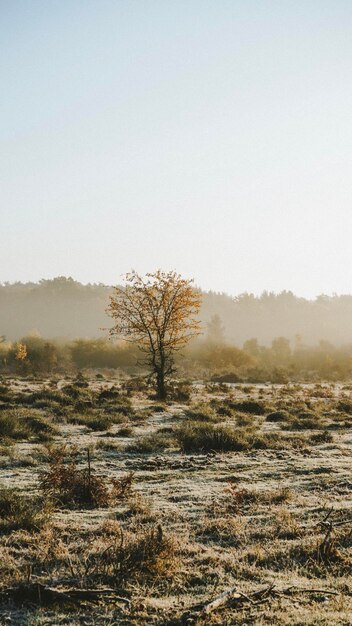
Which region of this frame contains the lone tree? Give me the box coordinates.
[107,270,202,399]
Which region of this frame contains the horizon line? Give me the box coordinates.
[0,275,351,302]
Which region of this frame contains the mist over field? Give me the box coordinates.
[1,276,352,346]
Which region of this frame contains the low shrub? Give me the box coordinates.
[266,410,290,422]
[41,447,133,508]
[0,488,51,532]
[25,414,57,440]
[92,524,177,584]
[185,402,220,422]
[167,380,192,402]
[0,410,57,442]
[210,400,234,417]
[285,417,323,430]
[130,408,153,422]
[310,430,334,444]
[337,400,352,414]
[96,440,123,452]
[23,389,73,407]
[229,400,266,415]
[236,412,253,427]
[117,425,134,437]
[0,411,25,440]
[211,372,241,383]
[71,413,112,431]
[177,422,250,453]
[176,421,300,453]
[102,406,130,419]
[98,387,121,402]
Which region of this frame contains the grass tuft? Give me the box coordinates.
[0,488,51,532]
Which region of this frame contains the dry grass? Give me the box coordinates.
[87,524,178,584]
[0,409,57,442]
[127,430,176,452]
[0,488,51,532]
[0,377,351,625]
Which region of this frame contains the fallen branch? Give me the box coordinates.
[279,586,339,597]
[321,519,352,528]
[174,582,340,624]
[200,586,251,616]
[0,582,130,607]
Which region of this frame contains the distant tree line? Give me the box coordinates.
[3,277,352,345]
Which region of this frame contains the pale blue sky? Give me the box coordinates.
[1,0,352,296]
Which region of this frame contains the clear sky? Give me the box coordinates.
[1,0,352,297]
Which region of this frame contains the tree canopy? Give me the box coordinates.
[107,270,202,398]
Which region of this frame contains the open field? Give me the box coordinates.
[0,375,351,625]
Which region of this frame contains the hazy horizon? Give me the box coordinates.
[2,1,352,298]
[2,273,352,301]
[3,276,352,345]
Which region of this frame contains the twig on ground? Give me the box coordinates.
[175,582,340,624]
[0,582,131,607]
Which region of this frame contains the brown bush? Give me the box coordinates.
[41,447,133,509]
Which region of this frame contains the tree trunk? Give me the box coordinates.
[156,370,167,400]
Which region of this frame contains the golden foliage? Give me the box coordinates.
[15,342,27,361]
[107,270,202,397]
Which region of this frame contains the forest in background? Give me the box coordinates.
[2,277,352,382]
[2,276,352,345]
